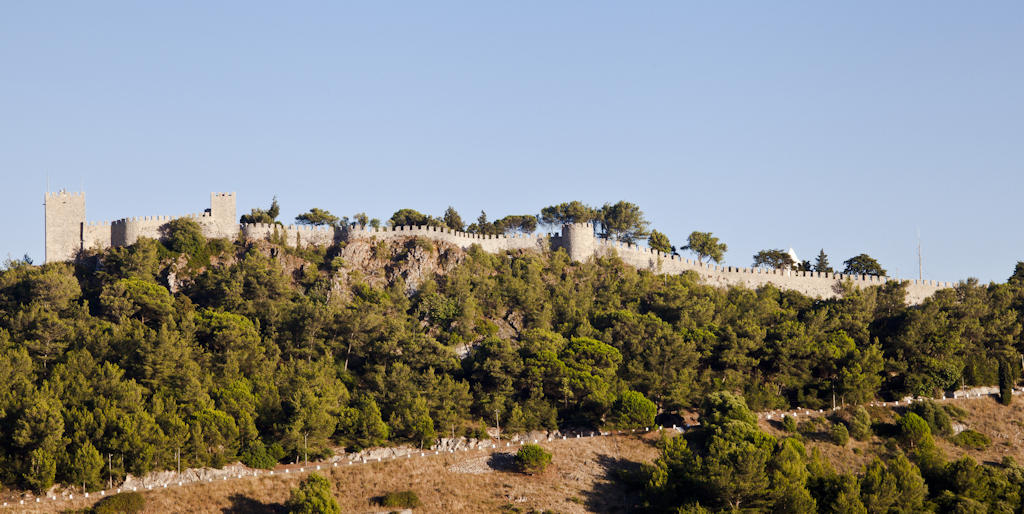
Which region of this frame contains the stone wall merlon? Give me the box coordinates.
[45,191,84,199]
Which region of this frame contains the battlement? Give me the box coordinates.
[45,191,236,262]
[44,192,951,303]
[45,190,84,200]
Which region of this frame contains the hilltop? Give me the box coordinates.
[1,224,1024,511]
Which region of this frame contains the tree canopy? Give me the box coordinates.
[295,208,340,227]
[598,201,649,243]
[752,249,795,270]
[843,254,887,276]
[0,220,1021,500]
[648,230,673,254]
[681,231,727,264]
[239,197,281,224]
[539,201,600,227]
[389,209,442,228]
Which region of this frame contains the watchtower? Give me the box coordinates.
[44,191,86,263]
[207,192,237,239]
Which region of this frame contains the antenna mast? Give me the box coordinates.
[916,229,923,281]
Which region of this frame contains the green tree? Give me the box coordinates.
[888,453,927,513]
[814,249,834,273]
[599,201,649,243]
[752,249,795,270]
[999,359,1013,405]
[1008,261,1024,284]
[99,278,174,326]
[68,440,105,491]
[699,392,757,428]
[388,208,440,228]
[442,206,464,231]
[897,413,931,449]
[295,208,340,227]
[285,473,340,514]
[770,438,816,513]
[239,196,281,224]
[704,420,775,510]
[648,230,673,254]
[609,390,657,429]
[843,254,887,276]
[539,201,600,227]
[341,395,389,449]
[681,231,727,264]
[494,215,538,235]
[162,217,206,256]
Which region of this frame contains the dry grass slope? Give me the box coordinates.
[12,435,658,514]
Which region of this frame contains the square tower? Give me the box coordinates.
[45,191,86,263]
[208,192,237,239]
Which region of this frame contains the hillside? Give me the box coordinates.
[5,396,1024,512]
[2,224,1024,511]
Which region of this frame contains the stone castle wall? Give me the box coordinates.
[45,193,952,303]
[587,233,951,304]
[44,191,237,263]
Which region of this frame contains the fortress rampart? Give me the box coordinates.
[44,193,952,303]
[44,191,237,263]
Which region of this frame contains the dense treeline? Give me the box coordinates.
[639,392,1024,512]
[1,219,1023,494]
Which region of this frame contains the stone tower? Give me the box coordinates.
[44,191,86,263]
[561,223,598,262]
[207,192,238,239]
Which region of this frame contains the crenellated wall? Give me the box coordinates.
[577,225,952,304]
[45,191,237,261]
[241,223,338,248]
[44,193,952,303]
[343,224,553,253]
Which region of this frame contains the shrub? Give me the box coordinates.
[240,441,285,469]
[285,473,340,514]
[381,490,422,508]
[782,415,797,433]
[830,423,850,446]
[849,407,872,441]
[412,237,435,253]
[952,430,991,450]
[610,390,657,429]
[514,444,552,474]
[92,492,145,514]
[908,400,953,437]
[465,419,490,440]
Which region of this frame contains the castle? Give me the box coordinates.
[44,191,954,304]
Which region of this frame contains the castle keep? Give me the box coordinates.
[45,191,954,304]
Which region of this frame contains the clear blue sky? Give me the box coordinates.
[2,2,1021,283]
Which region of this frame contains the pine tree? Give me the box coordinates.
[442,207,464,231]
[769,439,817,513]
[999,359,1014,405]
[860,458,897,513]
[814,249,833,273]
[888,453,927,513]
